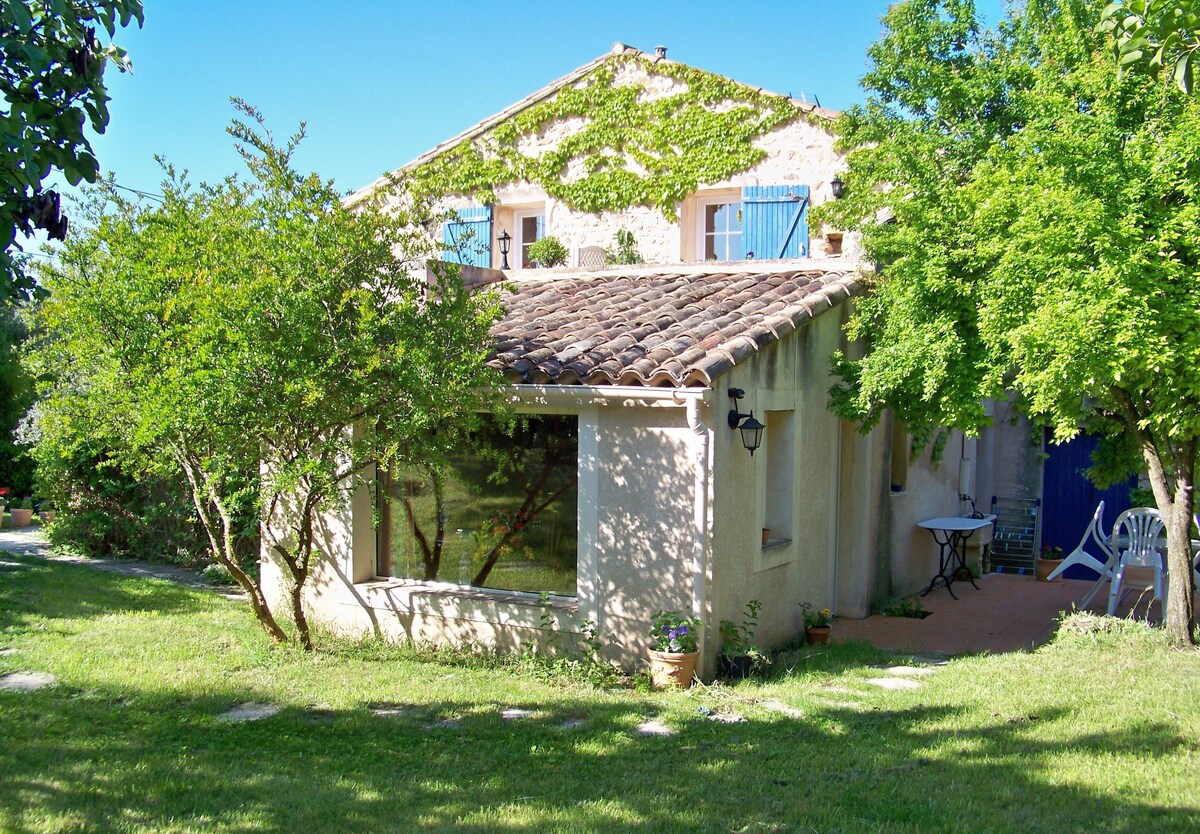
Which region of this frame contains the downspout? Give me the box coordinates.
[686,396,711,624]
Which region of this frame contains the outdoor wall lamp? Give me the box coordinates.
[830,176,845,200]
[498,229,512,270]
[727,388,765,456]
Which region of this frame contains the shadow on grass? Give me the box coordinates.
[0,551,217,633]
[0,678,1194,834]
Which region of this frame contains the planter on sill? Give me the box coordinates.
[647,649,700,689]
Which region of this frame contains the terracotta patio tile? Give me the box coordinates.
[833,573,1164,656]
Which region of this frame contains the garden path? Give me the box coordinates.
[0,526,246,600]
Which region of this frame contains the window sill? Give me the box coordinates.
[762,537,792,551]
[360,577,578,613]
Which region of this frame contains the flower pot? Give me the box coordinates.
[1036,558,1062,582]
[805,626,831,645]
[647,649,700,689]
[38,511,56,524]
[761,527,771,546]
[718,654,755,680]
[8,508,33,527]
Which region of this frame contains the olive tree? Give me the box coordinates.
[30,103,505,648]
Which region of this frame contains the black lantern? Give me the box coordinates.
[498,229,512,270]
[830,176,844,200]
[727,388,765,456]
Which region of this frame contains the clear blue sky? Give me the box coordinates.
[86,0,1005,197]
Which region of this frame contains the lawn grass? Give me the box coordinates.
[2,550,1199,833]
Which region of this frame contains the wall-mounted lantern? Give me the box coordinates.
[727,388,765,456]
[498,229,512,270]
[830,176,845,200]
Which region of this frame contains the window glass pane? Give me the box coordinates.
[702,201,743,260]
[519,213,544,268]
[378,415,578,596]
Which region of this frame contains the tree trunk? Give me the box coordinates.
[1142,444,1197,647]
[180,456,289,644]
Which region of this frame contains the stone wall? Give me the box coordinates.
[426,59,858,269]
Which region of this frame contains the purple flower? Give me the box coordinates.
[677,626,689,635]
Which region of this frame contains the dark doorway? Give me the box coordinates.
[1041,430,1137,579]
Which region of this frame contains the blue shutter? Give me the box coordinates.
[741,185,810,259]
[442,205,493,268]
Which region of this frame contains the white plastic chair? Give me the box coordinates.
[1107,507,1166,616]
[1193,514,1200,590]
[1047,500,1113,582]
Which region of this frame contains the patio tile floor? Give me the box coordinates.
[833,571,1164,656]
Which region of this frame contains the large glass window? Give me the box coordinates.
[702,201,744,261]
[377,415,578,596]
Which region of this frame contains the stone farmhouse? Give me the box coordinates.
[262,43,1031,675]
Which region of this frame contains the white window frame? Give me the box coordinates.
[512,207,545,268]
[694,194,743,261]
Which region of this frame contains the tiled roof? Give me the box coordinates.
[488,264,863,388]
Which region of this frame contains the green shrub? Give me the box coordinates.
[605,228,642,265]
[527,235,567,268]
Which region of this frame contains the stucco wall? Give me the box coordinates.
[706,310,846,657]
[261,393,704,671]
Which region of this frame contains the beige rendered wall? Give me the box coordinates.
[706,310,845,659]
[260,393,707,671]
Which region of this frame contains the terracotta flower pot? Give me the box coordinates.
[7,508,33,527]
[761,528,771,546]
[805,626,831,645]
[1036,558,1062,582]
[38,511,56,524]
[647,649,700,689]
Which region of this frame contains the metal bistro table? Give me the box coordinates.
[917,515,996,600]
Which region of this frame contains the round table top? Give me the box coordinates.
[917,515,997,532]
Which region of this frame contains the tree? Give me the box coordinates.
[29,103,505,649]
[1,0,142,302]
[820,0,1199,644]
[1099,0,1200,92]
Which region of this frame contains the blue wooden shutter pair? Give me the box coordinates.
[741,185,810,259]
[442,205,493,268]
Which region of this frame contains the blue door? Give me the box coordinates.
[1040,430,1136,579]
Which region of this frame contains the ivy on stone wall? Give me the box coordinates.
[408,54,819,220]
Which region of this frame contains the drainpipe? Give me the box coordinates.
[686,396,711,623]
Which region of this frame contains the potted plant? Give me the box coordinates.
[647,609,701,689]
[37,502,56,524]
[8,497,34,528]
[1036,545,1064,582]
[527,235,568,268]
[801,602,833,645]
[718,599,769,679]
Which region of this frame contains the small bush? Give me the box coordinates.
[605,228,642,265]
[527,236,567,268]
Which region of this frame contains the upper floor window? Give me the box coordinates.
[686,186,810,261]
[698,197,744,261]
[512,208,545,268]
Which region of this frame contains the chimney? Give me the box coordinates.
[655,45,667,59]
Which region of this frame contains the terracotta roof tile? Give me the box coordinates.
[487,266,863,387]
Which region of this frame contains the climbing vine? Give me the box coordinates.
[407,54,820,220]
